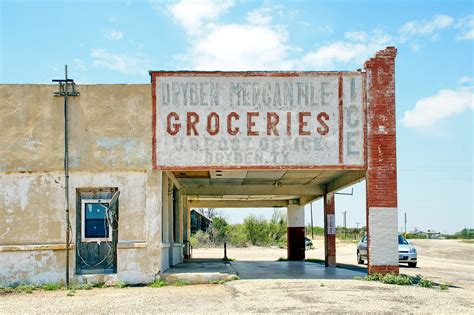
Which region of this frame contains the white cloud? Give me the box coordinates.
[344,31,367,42]
[169,2,294,70]
[300,30,391,70]
[165,3,470,72]
[164,1,388,71]
[188,23,292,70]
[399,15,454,43]
[246,7,273,25]
[72,58,87,71]
[456,15,474,40]
[459,76,472,84]
[90,48,150,75]
[104,29,124,40]
[168,0,234,34]
[401,86,474,129]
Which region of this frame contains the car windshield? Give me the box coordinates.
[398,235,409,245]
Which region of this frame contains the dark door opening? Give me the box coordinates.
[75,188,118,274]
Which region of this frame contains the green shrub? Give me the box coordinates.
[15,284,35,293]
[192,230,212,248]
[419,278,433,288]
[42,283,62,291]
[208,280,226,285]
[381,274,412,285]
[228,224,249,247]
[189,234,199,248]
[190,210,287,248]
[210,216,230,245]
[67,282,106,290]
[365,273,383,282]
[0,287,14,294]
[149,279,167,288]
[114,281,126,288]
[174,280,191,286]
[440,284,449,290]
[357,273,412,285]
[243,215,270,246]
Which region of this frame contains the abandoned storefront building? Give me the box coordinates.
[190,210,212,234]
[0,47,399,285]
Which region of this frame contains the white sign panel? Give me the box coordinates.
[327,214,336,235]
[152,72,365,169]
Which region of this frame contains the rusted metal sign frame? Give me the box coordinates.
[150,71,367,171]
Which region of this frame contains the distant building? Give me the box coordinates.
[190,210,212,234]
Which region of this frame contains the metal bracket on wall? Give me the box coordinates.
[53,78,79,97]
[335,188,354,196]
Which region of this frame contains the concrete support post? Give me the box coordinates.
[161,173,169,244]
[145,170,162,280]
[160,172,170,271]
[182,196,191,259]
[364,47,399,275]
[324,192,336,267]
[287,205,305,261]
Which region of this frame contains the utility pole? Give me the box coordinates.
[310,202,314,239]
[343,211,347,239]
[404,212,407,237]
[53,66,79,289]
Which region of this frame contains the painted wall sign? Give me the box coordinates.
[151,72,366,169]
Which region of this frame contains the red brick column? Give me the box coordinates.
[364,47,399,275]
[324,192,336,267]
[287,205,305,261]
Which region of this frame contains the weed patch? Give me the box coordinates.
[174,280,191,286]
[355,273,444,289]
[114,281,127,289]
[15,284,36,293]
[208,280,226,285]
[356,273,412,286]
[42,283,62,291]
[149,279,167,288]
[418,278,433,288]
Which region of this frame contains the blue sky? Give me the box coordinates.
[1,0,472,233]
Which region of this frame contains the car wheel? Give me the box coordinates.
[408,262,417,268]
[357,251,364,264]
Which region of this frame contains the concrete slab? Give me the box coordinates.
[232,261,366,280]
[161,259,238,284]
[163,258,366,283]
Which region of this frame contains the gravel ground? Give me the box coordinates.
[1,239,472,313]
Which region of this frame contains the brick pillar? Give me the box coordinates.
[364,47,399,275]
[287,205,305,261]
[324,192,336,267]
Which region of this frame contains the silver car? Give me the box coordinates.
[357,234,417,267]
